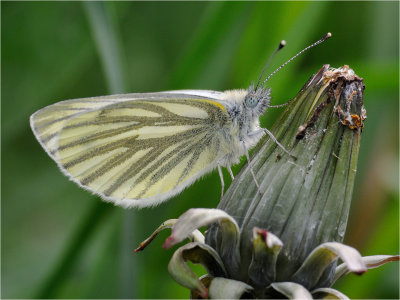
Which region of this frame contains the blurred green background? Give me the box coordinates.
[2,1,398,299]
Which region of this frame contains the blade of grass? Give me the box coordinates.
[83,2,137,298]
[81,213,122,298]
[258,2,330,102]
[35,201,111,298]
[232,1,330,88]
[36,2,135,298]
[83,1,126,94]
[166,1,253,89]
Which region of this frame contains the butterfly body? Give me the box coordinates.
[30,87,271,208]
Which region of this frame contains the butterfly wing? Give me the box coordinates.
[30,92,231,208]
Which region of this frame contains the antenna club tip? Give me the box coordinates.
[276,40,286,51]
[325,32,332,39]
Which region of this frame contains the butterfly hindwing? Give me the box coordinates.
[31,93,231,207]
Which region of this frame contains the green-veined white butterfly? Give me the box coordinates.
[30,33,331,208]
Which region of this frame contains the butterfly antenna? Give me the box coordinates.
[255,40,286,90]
[261,32,332,87]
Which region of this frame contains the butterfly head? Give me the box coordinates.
[243,33,332,117]
[244,84,271,116]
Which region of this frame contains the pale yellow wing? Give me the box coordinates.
[30,94,231,208]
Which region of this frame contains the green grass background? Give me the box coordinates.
[2,1,399,299]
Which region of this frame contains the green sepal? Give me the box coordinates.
[208,277,253,299]
[248,227,283,287]
[134,218,204,253]
[168,242,227,298]
[333,254,399,283]
[291,242,366,289]
[270,282,313,299]
[164,208,241,275]
[312,287,350,299]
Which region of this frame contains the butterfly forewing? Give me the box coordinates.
[31,94,231,207]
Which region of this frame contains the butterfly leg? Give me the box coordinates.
[227,166,234,180]
[244,146,262,195]
[263,128,296,160]
[217,164,225,200]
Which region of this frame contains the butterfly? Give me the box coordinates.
[30,33,331,208]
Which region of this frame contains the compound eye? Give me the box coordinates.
[245,94,258,108]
